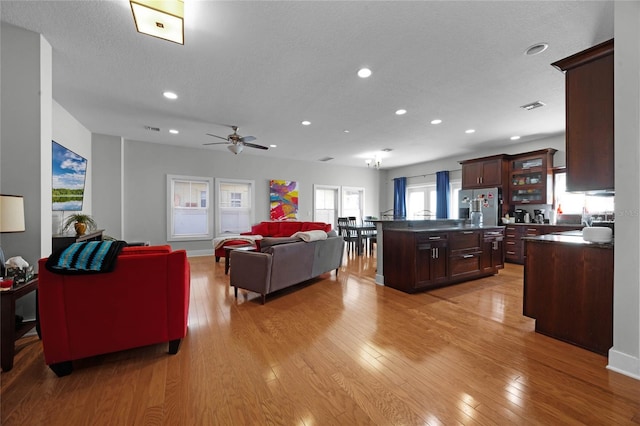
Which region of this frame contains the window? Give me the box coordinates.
[167,175,213,241]
[341,186,364,219]
[215,178,255,235]
[314,185,339,229]
[554,171,614,217]
[407,185,437,218]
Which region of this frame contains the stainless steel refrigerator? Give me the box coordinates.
[458,187,501,226]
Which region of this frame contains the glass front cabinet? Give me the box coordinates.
[508,149,556,205]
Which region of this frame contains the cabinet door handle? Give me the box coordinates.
[506,241,516,245]
[435,248,439,258]
[432,248,436,259]
[463,254,474,258]
[461,231,473,234]
[493,241,498,250]
[507,251,516,255]
[428,236,441,240]
[480,176,483,184]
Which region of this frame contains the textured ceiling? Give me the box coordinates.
[1,1,614,169]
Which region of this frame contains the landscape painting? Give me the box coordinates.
[270,179,298,220]
[52,141,88,211]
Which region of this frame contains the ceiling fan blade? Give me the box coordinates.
[202,142,230,146]
[243,142,269,150]
[206,133,229,141]
[240,136,256,143]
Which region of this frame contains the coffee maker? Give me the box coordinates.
[514,209,527,223]
[534,209,545,224]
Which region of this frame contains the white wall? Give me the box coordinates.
[609,1,640,380]
[91,133,123,239]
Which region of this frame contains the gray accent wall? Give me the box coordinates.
[92,133,123,239]
[91,139,381,254]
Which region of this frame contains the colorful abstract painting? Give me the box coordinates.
[270,180,299,220]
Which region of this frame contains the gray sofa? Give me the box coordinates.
[229,236,345,304]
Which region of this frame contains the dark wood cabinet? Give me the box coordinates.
[552,39,614,192]
[460,155,507,189]
[448,230,482,279]
[508,149,556,205]
[481,229,504,273]
[524,238,613,355]
[504,224,582,264]
[383,227,504,293]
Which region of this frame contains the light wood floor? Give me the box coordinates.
[2,252,640,425]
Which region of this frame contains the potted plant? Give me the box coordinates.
[62,213,97,236]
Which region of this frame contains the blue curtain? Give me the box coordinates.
[393,177,407,219]
[436,170,450,219]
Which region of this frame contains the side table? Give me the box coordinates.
[1,277,39,372]
[223,245,256,275]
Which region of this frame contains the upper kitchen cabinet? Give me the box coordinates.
[509,149,556,205]
[551,39,614,193]
[460,154,507,189]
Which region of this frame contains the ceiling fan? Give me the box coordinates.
[203,126,268,155]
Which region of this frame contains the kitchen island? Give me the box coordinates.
[377,219,504,293]
[523,231,613,355]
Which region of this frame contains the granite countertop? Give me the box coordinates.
[503,222,583,227]
[384,225,504,233]
[522,232,614,248]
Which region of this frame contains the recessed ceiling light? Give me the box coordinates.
[169,129,179,134]
[465,129,476,134]
[510,136,521,141]
[395,109,407,115]
[163,91,178,100]
[430,119,442,125]
[343,130,350,133]
[270,144,277,148]
[357,68,372,78]
[301,120,311,126]
[525,43,549,56]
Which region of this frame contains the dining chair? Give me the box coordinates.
[361,219,377,256]
[338,217,359,254]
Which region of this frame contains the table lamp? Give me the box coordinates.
[0,195,26,277]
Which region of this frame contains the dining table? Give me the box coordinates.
[345,223,377,256]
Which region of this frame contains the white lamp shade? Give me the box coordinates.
[130,0,184,45]
[0,195,26,233]
[228,144,244,155]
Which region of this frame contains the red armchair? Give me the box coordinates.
[38,245,190,377]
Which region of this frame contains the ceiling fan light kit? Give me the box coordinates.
[130,0,184,45]
[228,144,243,155]
[203,125,269,155]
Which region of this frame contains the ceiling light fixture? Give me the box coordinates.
[430,119,442,125]
[357,68,372,78]
[270,144,277,148]
[343,130,350,133]
[366,154,382,169]
[169,129,179,134]
[510,136,521,141]
[163,91,178,100]
[130,0,184,45]
[525,42,549,56]
[228,144,244,155]
[395,109,407,115]
[301,120,311,126]
[465,129,476,134]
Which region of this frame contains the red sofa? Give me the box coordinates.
[213,221,332,261]
[38,245,190,377]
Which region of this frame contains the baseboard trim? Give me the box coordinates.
[375,273,384,285]
[607,348,640,380]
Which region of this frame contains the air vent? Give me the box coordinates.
[144,125,160,132]
[382,148,393,152]
[319,157,334,162]
[520,101,546,111]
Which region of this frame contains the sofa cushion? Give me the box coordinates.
[259,236,302,252]
[274,221,303,237]
[251,222,270,236]
[301,222,330,232]
[120,245,172,256]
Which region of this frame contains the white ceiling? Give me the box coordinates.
[1,1,614,169]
